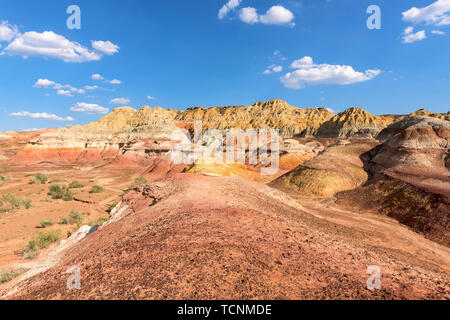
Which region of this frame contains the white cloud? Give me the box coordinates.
[109,79,121,84]
[91,73,103,80]
[2,31,102,62]
[110,98,130,105]
[240,7,259,24]
[147,96,157,100]
[70,102,108,114]
[33,78,85,95]
[57,89,73,97]
[260,6,295,26]
[10,111,74,121]
[402,27,427,43]
[280,56,381,89]
[33,78,56,88]
[0,21,17,42]
[84,85,99,90]
[218,0,242,19]
[240,6,295,26]
[402,0,450,26]
[91,40,119,55]
[432,29,446,34]
[263,64,283,74]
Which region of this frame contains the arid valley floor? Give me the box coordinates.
[0,100,449,299]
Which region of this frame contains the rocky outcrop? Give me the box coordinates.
[176,99,334,137]
[314,107,393,138]
[271,141,378,197]
[336,116,450,246]
[374,116,449,171]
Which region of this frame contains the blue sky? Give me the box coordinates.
[0,0,449,131]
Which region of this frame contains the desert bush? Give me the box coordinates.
[59,210,85,227]
[89,185,104,194]
[88,217,108,227]
[69,181,84,189]
[0,168,6,174]
[0,194,31,212]
[122,177,148,195]
[0,175,10,186]
[29,173,48,185]
[0,269,26,285]
[39,220,54,228]
[48,185,73,201]
[23,230,61,259]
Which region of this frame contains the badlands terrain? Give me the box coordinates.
[0,99,449,299]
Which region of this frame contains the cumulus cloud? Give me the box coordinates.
[91,40,119,55]
[91,74,103,80]
[280,56,381,89]
[263,64,283,74]
[110,98,130,105]
[33,78,56,88]
[259,6,295,26]
[432,29,446,34]
[2,31,102,62]
[218,0,242,19]
[57,89,73,97]
[10,111,74,121]
[402,0,450,26]
[109,79,121,84]
[33,78,85,95]
[402,26,427,43]
[0,21,17,42]
[240,7,259,24]
[70,102,108,114]
[240,5,295,26]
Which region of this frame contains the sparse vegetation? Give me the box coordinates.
[106,201,119,213]
[59,210,86,227]
[29,173,48,185]
[89,185,104,194]
[69,181,84,189]
[23,230,62,259]
[0,175,10,186]
[88,217,108,227]
[48,179,64,184]
[122,177,147,195]
[39,219,54,228]
[48,185,73,201]
[0,269,26,285]
[0,194,32,213]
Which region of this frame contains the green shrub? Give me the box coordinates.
[0,194,31,212]
[122,177,148,195]
[134,177,147,185]
[35,173,48,184]
[0,175,10,186]
[23,230,61,259]
[48,185,73,201]
[89,185,104,194]
[0,269,26,285]
[69,181,84,189]
[59,210,85,227]
[39,220,54,228]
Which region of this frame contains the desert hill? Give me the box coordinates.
[1,174,449,299]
